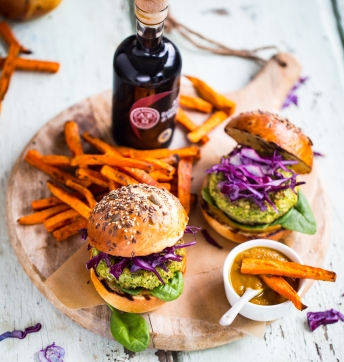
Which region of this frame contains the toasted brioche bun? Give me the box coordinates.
[201,177,292,243]
[88,184,189,257]
[90,253,187,313]
[225,111,313,174]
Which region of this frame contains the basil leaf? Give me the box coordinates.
[115,284,144,296]
[271,191,317,234]
[150,272,184,301]
[202,188,218,209]
[108,304,150,352]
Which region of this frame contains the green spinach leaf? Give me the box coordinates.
[115,284,144,296]
[108,304,150,352]
[202,188,218,209]
[271,191,316,234]
[150,272,184,301]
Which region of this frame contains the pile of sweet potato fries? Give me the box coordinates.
[241,258,337,310]
[18,121,199,241]
[0,21,59,107]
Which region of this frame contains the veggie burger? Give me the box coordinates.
[86,184,195,313]
[201,111,317,243]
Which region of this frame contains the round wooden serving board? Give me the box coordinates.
[6,53,332,351]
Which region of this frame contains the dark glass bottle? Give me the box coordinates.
[112,4,181,149]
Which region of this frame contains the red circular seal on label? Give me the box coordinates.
[130,107,160,130]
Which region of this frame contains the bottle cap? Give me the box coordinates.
[135,0,168,25]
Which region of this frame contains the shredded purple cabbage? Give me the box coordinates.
[0,323,41,342]
[38,342,65,362]
[201,229,223,249]
[205,146,304,212]
[86,227,198,284]
[282,76,308,109]
[307,309,344,331]
[79,228,88,240]
[314,151,325,157]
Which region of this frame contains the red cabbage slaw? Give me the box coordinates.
[38,342,65,362]
[86,226,199,284]
[205,146,305,212]
[0,323,41,342]
[307,309,344,331]
[282,76,308,109]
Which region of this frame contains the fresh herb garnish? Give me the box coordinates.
[150,272,184,301]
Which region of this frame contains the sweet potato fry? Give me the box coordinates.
[120,167,159,186]
[17,204,70,225]
[101,166,139,186]
[108,180,120,191]
[260,275,307,311]
[179,94,213,113]
[127,146,200,160]
[136,157,175,176]
[178,157,193,214]
[0,21,31,54]
[47,181,92,219]
[176,108,209,145]
[71,154,153,172]
[241,259,337,282]
[53,218,88,242]
[149,170,174,182]
[158,183,171,191]
[65,180,97,209]
[76,168,109,189]
[82,132,122,157]
[187,111,228,144]
[0,58,59,73]
[32,196,63,210]
[41,155,72,167]
[24,149,90,187]
[44,209,80,232]
[160,155,180,165]
[64,121,84,156]
[0,43,20,104]
[185,75,236,115]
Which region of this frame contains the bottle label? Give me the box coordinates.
[129,88,179,141]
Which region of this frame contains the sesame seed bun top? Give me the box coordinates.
[87,184,189,257]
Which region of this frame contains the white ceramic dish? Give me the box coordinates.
[223,239,306,322]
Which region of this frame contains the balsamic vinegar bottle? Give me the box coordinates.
[112,0,182,149]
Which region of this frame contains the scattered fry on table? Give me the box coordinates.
[241,258,337,282]
[160,154,180,165]
[0,43,20,104]
[108,179,119,191]
[101,166,139,186]
[41,155,72,167]
[187,111,228,144]
[260,275,307,311]
[76,168,109,189]
[177,157,193,214]
[65,179,97,209]
[0,58,59,73]
[64,121,84,156]
[0,21,31,54]
[44,209,80,232]
[24,149,90,187]
[176,107,209,145]
[185,75,236,115]
[71,154,153,172]
[158,183,171,191]
[53,218,88,242]
[47,181,92,219]
[82,132,122,157]
[120,167,159,186]
[17,204,70,225]
[136,157,175,176]
[179,94,213,113]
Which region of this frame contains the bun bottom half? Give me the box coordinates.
[200,197,292,244]
[90,255,187,313]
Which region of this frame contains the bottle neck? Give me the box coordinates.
[136,20,164,50]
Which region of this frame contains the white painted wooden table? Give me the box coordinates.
[1,0,344,361]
